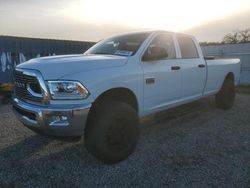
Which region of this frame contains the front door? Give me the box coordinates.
[141,33,181,113]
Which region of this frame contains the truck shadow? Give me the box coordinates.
[1,97,221,186]
[0,135,52,163]
[1,97,216,162]
[141,97,216,126]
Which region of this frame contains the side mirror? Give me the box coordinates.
[143,46,168,61]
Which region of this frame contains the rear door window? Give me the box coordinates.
[177,35,199,59]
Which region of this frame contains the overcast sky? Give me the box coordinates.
[0,0,250,42]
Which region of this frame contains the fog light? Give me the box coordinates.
[61,116,68,121]
[49,115,69,127]
[51,115,60,122]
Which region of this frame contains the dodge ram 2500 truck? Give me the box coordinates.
[13,31,241,163]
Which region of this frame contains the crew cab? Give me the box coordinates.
[13,31,241,163]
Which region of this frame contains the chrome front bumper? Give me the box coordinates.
[12,98,91,136]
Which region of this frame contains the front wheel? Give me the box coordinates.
[84,101,140,164]
[215,78,236,110]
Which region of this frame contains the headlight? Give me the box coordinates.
[47,81,89,100]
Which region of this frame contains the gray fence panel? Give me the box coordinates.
[202,43,250,85]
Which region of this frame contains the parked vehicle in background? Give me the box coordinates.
[12,31,241,164]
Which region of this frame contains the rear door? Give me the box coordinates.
[176,35,206,100]
[141,33,181,113]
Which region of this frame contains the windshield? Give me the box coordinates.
[85,32,150,56]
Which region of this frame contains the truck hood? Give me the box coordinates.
[17,54,128,80]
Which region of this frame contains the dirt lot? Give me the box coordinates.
[0,93,250,187]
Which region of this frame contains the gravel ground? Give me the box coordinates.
[0,94,250,188]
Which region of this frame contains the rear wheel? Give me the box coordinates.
[84,101,139,164]
[215,78,235,109]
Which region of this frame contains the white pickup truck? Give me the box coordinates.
[13,31,241,163]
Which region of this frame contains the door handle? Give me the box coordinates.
[171,66,180,70]
[146,78,155,85]
[198,64,205,68]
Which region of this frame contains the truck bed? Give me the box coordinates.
[203,58,241,96]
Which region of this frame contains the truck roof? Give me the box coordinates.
[112,30,195,39]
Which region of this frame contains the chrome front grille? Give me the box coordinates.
[14,70,43,103]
